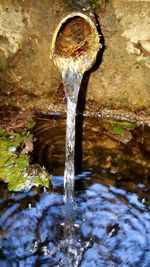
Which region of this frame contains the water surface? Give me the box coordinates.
[0,117,150,267]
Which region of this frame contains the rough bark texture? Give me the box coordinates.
[0,0,150,125]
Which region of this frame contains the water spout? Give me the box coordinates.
[50,9,101,75]
[50,5,100,264]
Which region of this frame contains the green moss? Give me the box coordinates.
[104,120,136,136]
[0,126,50,191]
[27,120,36,130]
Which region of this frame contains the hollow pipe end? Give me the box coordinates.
[50,12,101,74]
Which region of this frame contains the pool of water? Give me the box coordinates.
[0,116,150,267]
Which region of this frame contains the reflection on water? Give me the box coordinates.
[0,117,150,266]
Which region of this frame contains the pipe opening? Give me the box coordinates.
[55,16,93,58]
[51,12,100,72]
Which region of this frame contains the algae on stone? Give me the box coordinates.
[104,120,135,135]
[0,127,50,191]
[103,120,136,144]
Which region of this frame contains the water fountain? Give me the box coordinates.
[50,5,101,264]
[51,4,100,227]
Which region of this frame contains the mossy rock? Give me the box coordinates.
[104,120,135,136]
[0,126,50,191]
[103,120,136,144]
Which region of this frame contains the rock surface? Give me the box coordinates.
[0,0,150,124]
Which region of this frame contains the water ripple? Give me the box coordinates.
[0,171,149,267]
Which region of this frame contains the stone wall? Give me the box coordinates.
[0,0,150,124]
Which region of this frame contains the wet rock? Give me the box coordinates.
[103,120,135,144]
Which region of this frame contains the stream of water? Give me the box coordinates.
[62,68,84,265]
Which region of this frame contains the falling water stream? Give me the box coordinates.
[63,71,81,224]
[62,67,84,266]
[51,14,101,260]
